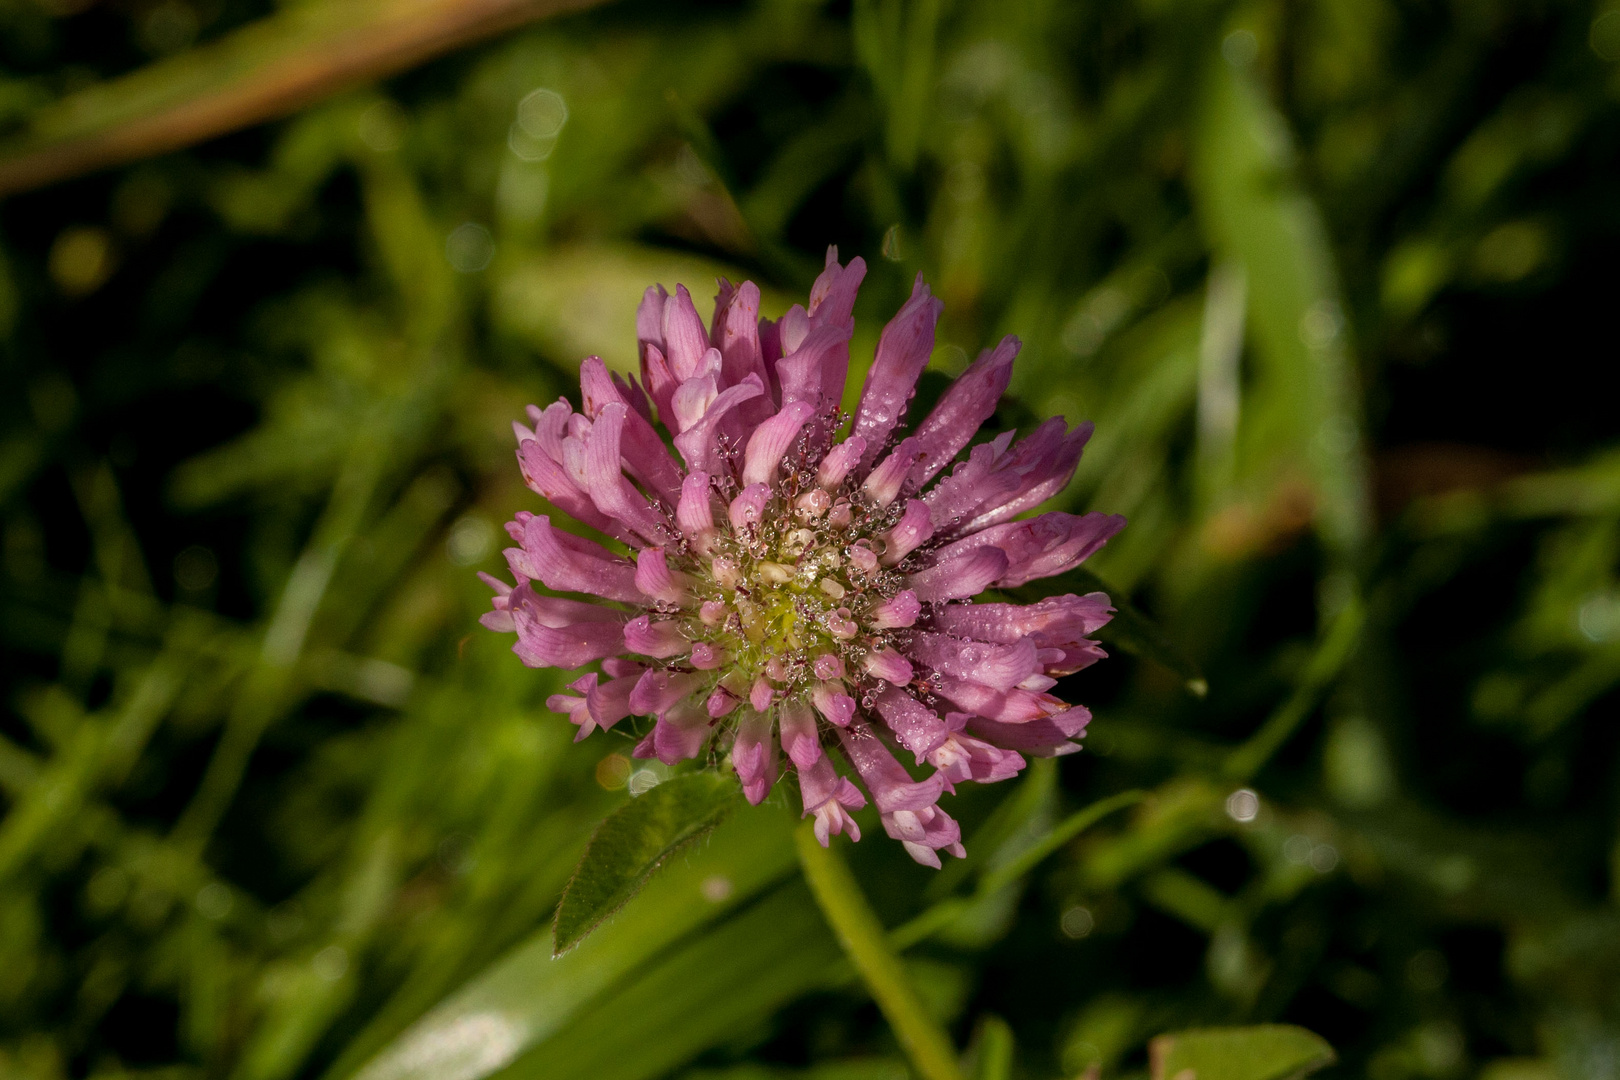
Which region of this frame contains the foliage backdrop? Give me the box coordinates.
[2,0,1619,1077]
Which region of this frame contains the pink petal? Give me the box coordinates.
[506,515,640,602]
[640,341,678,428]
[872,686,949,761]
[691,642,729,669]
[862,437,920,508]
[779,698,822,769]
[602,657,646,679]
[962,421,1096,535]
[635,547,693,605]
[965,711,1090,755]
[813,799,862,846]
[851,273,942,471]
[799,753,865,845]
[836,721,946,813]
[478,570,513,598]
[676,471,716,540]
[582,404,667,544]
[922,434,1021,531]
[931,511,1126,589]
[813,654,845,680]
[777,304,810,355]
[732,708,778,804]
[613,370,654,424]
[548,679,597,739]
[804,250,866,407]
[712,279,774,424]
[931,593,1115,643]
[776,322,852,414]
[662,284,712,380]
[636,284,668,354]
[741,400,815,487]
[587,674,640,732]
[672,375,765,473]
[905,335,1018,490]
[910,633,1043,693]
[479,609,516,633]
[729,483,771,532]
[807,247,865,327]
[906,546,1009,602]
[933,672,1066,723]
[671,373,720,433]
[880,499,934,566]
[628,669,705,716]
[868,590,921,630]
[883,804,965,867]
[817,436,866,489]
[927,730,1027,789]
[651,697,712,764]
[517,592,627,627]
[623,614,690,659]
[862,647,914,685]
[516,439,636,546]
[812,682,856,727]
[579,357,684,503]
[510,590,627,669]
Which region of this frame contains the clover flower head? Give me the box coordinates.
[482,249,1124,866]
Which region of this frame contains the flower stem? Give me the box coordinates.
[795,822,965,1080]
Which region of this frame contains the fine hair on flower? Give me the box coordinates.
[482,248,1124,867]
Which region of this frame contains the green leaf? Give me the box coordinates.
[1149,1025,1335,1080]
[344,804,800,1080]
[502,881,842,1080]
[1006,568,1206,697]
[553,772,741,954]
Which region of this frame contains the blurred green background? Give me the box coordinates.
[2,0,1618,1077]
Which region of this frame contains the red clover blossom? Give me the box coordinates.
[482,250,1123,866]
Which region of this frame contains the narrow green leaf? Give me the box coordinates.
[1149,1025,1335,1080]
[1006,568,1206,696]
[502,881,842,1080]
[554,772,741,954]
[345,804,799,1080]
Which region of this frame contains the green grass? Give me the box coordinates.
[2,0,1619,1077]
